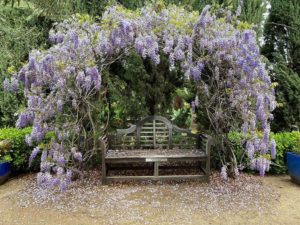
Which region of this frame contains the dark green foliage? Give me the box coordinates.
[108,51,184,128]
[262,0,300,131]
[0,4,52,127]
[212,131,300,174]
[1,0,21,6]
[2,0,205,19]
[0,127,54,173]
[262,0,300,75]
[171,108,192,128]
[195,93,210,132]
[270,54,300,132]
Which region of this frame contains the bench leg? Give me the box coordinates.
[206,158,210,183]
[102,161,107,185]
[154,162,159,177]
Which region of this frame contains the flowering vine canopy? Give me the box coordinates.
[4,1,277,190]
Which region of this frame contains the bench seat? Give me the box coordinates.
[106,149,206,159]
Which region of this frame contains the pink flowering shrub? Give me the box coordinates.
[5,1,277,189]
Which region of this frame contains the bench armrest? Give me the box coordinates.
[100,135,109,158]
[203,134,213,157]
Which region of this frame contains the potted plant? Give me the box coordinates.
[0,140,12,185]
[287,134,300,184]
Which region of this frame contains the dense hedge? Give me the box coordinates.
[0,4,52,127]
[211,131,300,174]
[0,127,32,172]
[272,131,300,174]
[0,127,53,173]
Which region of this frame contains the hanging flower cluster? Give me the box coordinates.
[5,1,277,189]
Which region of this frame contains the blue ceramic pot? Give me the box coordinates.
[0,162,11,185]
[287,152,300,185]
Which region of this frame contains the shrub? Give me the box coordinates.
[211,131,300,174]
[272,131,300,173]
[0,140,13,163]
[0,127,54,173]
[0,127,32,172]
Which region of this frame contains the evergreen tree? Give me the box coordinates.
[269,54,300,131]
[262,0,300,74]
[262,0,300,131]
[108,51,184,127]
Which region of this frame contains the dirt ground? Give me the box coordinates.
[0,173,299,225]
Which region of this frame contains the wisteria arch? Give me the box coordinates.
[5,1,277,190]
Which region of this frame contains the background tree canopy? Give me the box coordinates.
[1,0,298,132]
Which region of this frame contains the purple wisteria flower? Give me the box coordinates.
[29,147,40,166]
[236,5,241,17]
[57,100,63,112]
[41,150,48,162]
[25,134,32,146]
[16,110,35,129]
[11,77,19,93]
[226,10,231,22]
[220,166,227,180]
[3,78,10,92]
[59,156,65,166]
[73,152,82,162]
[234,167,239,176]
[270,138,276,159]
[191,101,196,113]
[72,99,77,108]
[195,96,199,107]
[66,170,72,182]
[215,112,222,120]
[61,180,67,192]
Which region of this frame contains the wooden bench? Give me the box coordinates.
[101,115,212,184]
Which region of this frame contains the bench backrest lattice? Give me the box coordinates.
[108,115,203,151]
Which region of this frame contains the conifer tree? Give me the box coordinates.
[262,0,300,131]
[262,0,300,74]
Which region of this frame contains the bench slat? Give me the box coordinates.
[106,175,207,182]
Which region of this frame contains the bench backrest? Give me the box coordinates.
[108,116,206,151]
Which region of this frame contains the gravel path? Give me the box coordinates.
[0,171,299,225]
